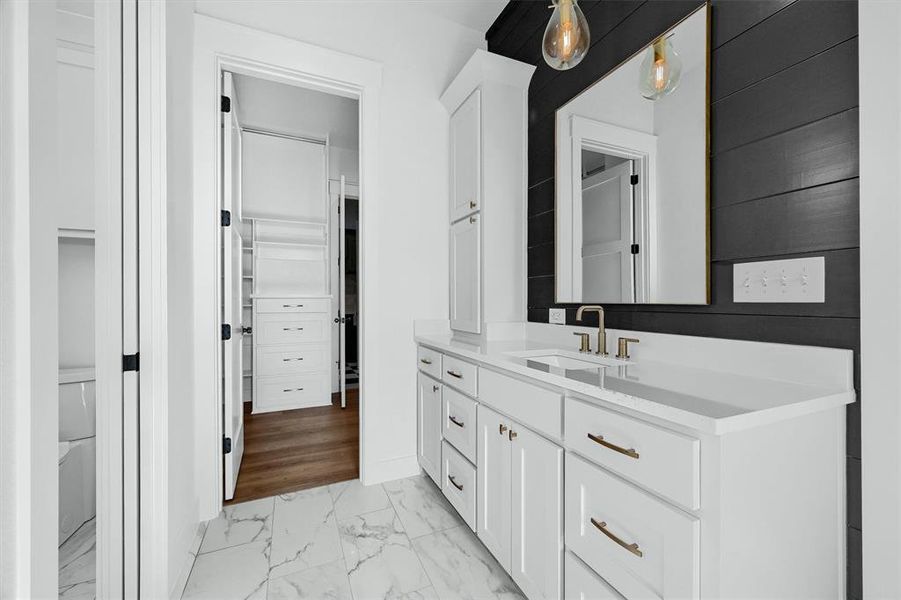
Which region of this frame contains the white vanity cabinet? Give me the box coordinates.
[477,405,564,600]
[449,90,480,222]
[440,50,535,336]
[416,371,442,485]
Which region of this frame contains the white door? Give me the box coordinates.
[477,404,512,570]
[450,214,481,334]
[338,176,347,408]
[417,373,442,484]
[221,72,244,501]
[511,425,564,600]
[577,160,635,303]
[450,89,481,222]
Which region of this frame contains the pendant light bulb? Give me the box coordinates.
[542,0,590,71]
[639,35,682,100]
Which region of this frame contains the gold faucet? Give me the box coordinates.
[576,305,607,356]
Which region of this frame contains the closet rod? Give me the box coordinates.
[241,126,326,146]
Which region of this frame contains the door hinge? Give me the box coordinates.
[122,353,140,372]
[222,324,232,340]
[630,174,639,185]
[631,244,640,255]
[223,437,232,454]
[221,95,231,113]
[221,210,231,227]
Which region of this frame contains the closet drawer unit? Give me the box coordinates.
[564,551,624,600]
[565,397,700,510]
[255,373,330,412]
[257,344,329,377]
[480,369,563,440]
[256,313,329,345]
[441,440,476,531]
[441,355,478,397]
[417,346,442,380]
[255,298,330,314]
[442,386,477,463]
[565,454,700,600]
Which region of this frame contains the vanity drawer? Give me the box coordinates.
[256,313,329,345]
[565,454,699,600]
[564,551,624,600]
[441,440,476,531]
[480,369,563,440]
[417,346,442,380]
[442,386,477,463]
[257,344,329,376]
[441,355,478,397]
[255,373,330,412]
[255,298,329,314]
[565,398,700,510]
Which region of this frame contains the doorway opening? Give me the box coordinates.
[220,71,362,505]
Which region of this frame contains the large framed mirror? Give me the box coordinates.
[556,4,709,304]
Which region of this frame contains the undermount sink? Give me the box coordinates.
[506,349,631,369]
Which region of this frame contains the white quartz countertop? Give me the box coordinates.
[415,334,855,435]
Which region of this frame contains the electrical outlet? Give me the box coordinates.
[549,308,566,324]
[733,257,825,303]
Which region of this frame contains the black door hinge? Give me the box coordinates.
[221,95,231,113]
[122,353,140,372]
[222,324,232,340]
[631,243,640,255]
[221,210,231,227]
[630,174,639,185]
[223,437,232,454]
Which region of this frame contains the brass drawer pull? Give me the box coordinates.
[447,474,464,491]
[448,415,465,428]
[591,517,643,558]
[282,357,303,362]
[587,433,639,459]
[282,327,304,331]
[282,387,304,393]
[446,370,463,379]
[282,304,304,308]
[420,358,433,365]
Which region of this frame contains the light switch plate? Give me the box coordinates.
[549,308,566,324]
[733,256,825,303]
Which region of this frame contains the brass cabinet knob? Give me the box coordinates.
[616,337,640,360]
[499,423,508,435]
[469,200,477,209]
[509,430,518,441]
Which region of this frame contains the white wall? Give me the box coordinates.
[192,1,486,488]
[166,0,199,597]
[58,238,95,369]
[860,2,901,597]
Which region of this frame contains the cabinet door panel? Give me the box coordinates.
[450,215,481,334]
[450,90,480,222]
[417,373,442,485]
[511,425,564,600]
[477,404,512,570]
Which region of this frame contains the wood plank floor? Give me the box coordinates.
[226,389,359,505]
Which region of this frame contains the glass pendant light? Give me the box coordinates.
[638,35,683,100]
[542,0,590,71]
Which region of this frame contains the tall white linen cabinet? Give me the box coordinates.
[440,50,535,336]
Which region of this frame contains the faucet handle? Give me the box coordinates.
[616,337,640,360]
[573,332,591,353]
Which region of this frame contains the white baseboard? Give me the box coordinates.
[362,454,420,486]
[169,521,207,599]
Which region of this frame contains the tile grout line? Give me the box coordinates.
[329,482,356,600]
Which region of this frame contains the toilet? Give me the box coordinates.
[58,367,96,545]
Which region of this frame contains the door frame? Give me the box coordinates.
[192,14,382,520]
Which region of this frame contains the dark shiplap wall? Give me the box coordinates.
[486,0,860,595]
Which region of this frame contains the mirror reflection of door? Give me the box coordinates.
[580,151,635,303]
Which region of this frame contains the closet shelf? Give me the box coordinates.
[255,240,326,249]
[247,215,327,226]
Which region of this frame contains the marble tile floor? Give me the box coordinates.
[59,518,97,599]
[182,475,525,600]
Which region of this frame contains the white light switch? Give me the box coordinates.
[733,257,825,303]
[549,308,566,324]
